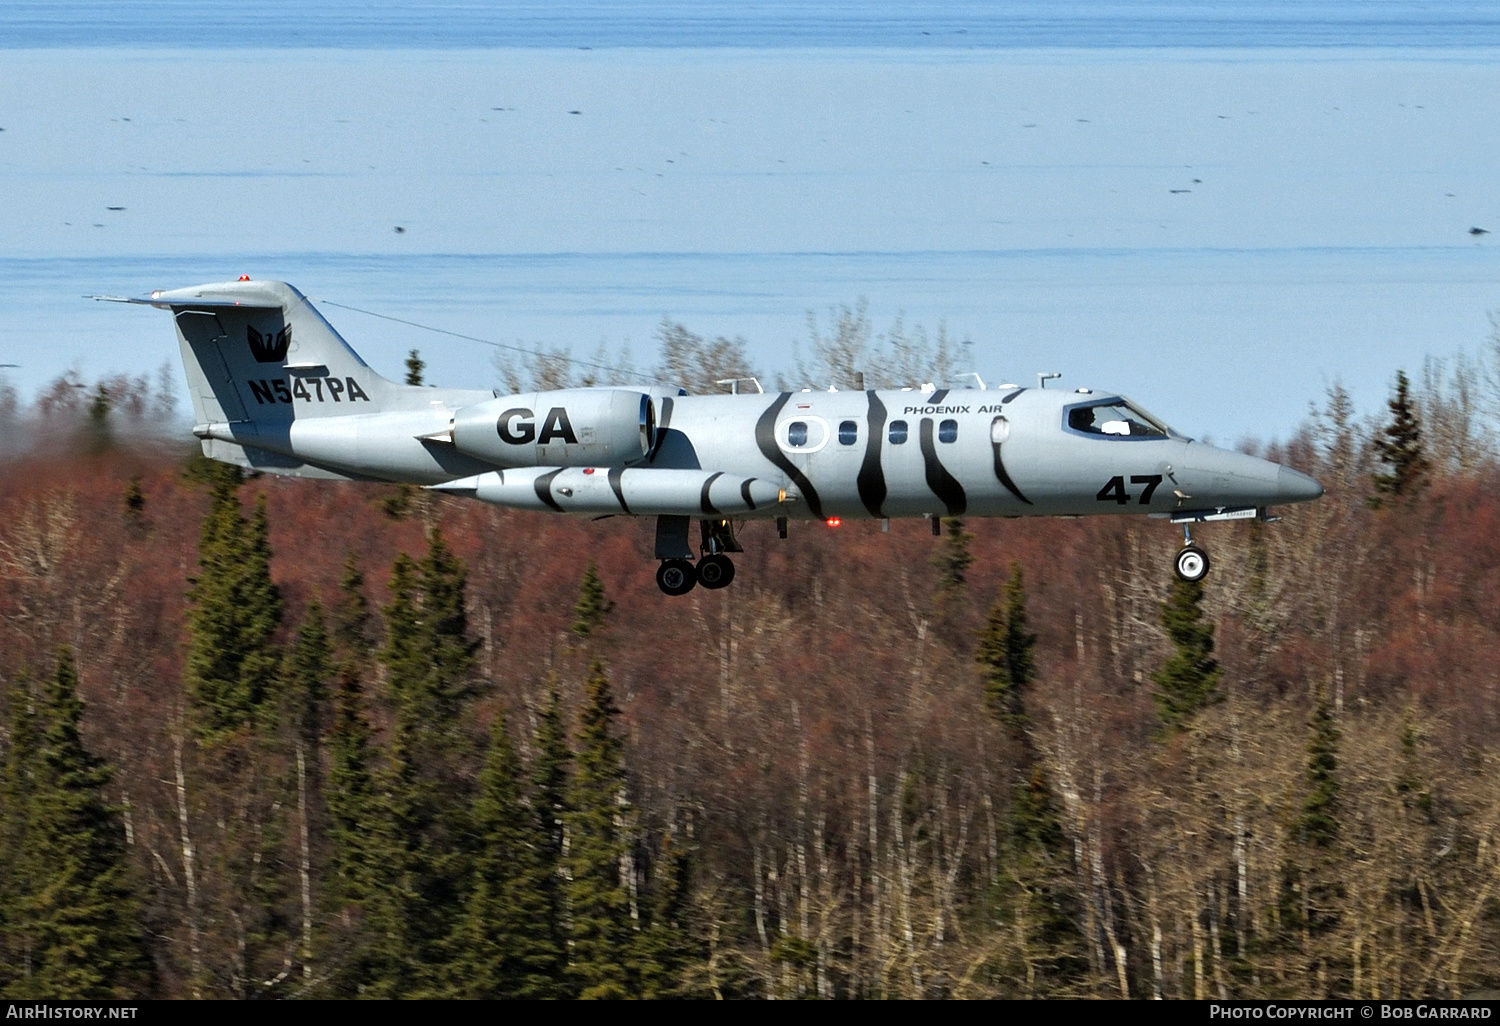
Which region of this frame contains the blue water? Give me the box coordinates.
[3,9,1499,443]
[9,245,1499,444]
[7,2,1500,49]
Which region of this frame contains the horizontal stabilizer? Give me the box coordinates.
[89,293,279,311]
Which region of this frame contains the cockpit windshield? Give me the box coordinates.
[1066,398,1170,439]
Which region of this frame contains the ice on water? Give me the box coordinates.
[2,3,1498,442]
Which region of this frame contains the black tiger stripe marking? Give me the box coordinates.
[919,418,966,516]
[647,396,673,462]
[700,471,724,514]
[927,388,949,404]
[740,478,756,510]
[607,466,630,513]
[534,469,565,512]
[754,392,823,519]
[992,443,1032,505]
[857,390,888,518]
[1001,388,1025,404]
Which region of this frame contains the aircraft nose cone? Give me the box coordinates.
[1276,466,1324,504]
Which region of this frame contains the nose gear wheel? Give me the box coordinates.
[1174,545,1210,582]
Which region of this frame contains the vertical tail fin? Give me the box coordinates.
[136,279,407,429]
[100,278,497,479]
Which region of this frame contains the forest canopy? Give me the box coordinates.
[4,319,1500,999]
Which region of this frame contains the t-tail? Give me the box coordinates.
[103,279,495,480]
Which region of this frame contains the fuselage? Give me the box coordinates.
[638,386,1321,520]
[108,276,1324,590]
[222,383,1320,521]
[117,277,1319,528]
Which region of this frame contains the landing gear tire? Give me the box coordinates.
[657,558,699,596]
[1174,545,1211,582]
[697,553,736,589]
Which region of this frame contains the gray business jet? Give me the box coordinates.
[102,279,1323,595]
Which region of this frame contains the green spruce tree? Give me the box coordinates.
[180,482,293,995]
[1298,696,1340,849]
[318,663,384,997]
[1003,765,1086,996]
[447,711,566,998]
[976,562,1036,728]
[974,564,1084,996]
[2,650,149,999]
[1371,369,1428,502]
[1280,692,1345,972]
[381,530,478,734]
[1152,578,1222,732]
[283,600,329,747]
[355,725,428,998]
[632,831,699,998]
[0,673,40,994]
[323,666,377,914]
[530,682,573,990]
[380,553,425,707]
[405,349,426,386]
[184,482,283,738]
[331,553,373,670]
[932,517,976,592]
[1394,713,1433,815]
[567,660,635,999]
[85,385,112,453]
[364,529,482,995]
[416,529,478,719]
[282,602,330,982]
[572,560,611,639]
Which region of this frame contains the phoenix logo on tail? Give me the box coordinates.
[247,325,291,363]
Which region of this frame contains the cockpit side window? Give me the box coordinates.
[1065,399,1169,439]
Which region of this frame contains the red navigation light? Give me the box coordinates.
[826,517,842,528]
[238,275,250,281]
[583,467,595,475]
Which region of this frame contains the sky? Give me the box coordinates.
[1,4,1498,443]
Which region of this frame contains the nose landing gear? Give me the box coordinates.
[1174,545,1210,582]
[1174,523,1211,582]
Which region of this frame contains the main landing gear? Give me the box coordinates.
[1174,523,1211,582]
[656,559,698,596]
[655,516,742,595]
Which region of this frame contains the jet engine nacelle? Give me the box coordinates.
[450,389,655,469]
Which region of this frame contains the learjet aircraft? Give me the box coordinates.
[100,279,1323,595]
